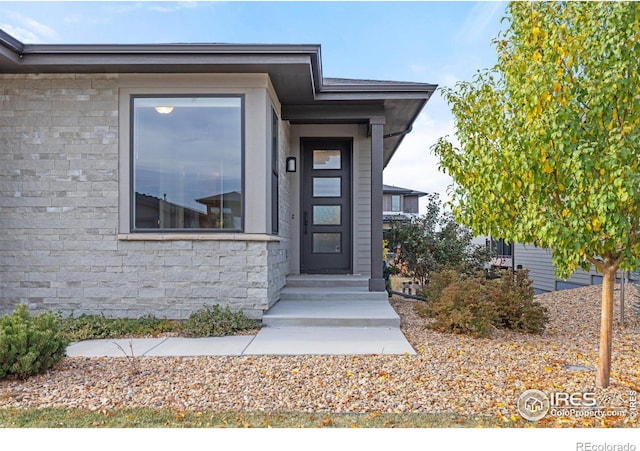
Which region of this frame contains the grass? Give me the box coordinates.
[0,408,520,428]
[1,408,634,428]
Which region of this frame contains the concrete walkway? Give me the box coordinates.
[67,275,416,357]
[66,326,416,357]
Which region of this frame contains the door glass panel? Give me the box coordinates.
[313,233,341,253]
[313,205,341,225]
[313,150,341,169]
[313,177,341,197]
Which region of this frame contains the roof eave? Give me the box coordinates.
[0,29,24,54]
[0,31,436,160]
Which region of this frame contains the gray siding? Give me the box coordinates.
[355,125,372,274]
[514,243,601,293]
[382,193,418,214]
[382,194,393,212]
[514,244,557,293]
[403,195,419,214]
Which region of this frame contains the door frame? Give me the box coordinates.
[299,137,353,274]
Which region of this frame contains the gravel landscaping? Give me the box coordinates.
[1,285,638,423]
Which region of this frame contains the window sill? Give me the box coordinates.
[117,233,282,242]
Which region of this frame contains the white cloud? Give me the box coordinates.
[2,13,59,43]
[456,1,505,45]
[384,108,459,212]
[0,24,39,43]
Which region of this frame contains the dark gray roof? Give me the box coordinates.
[0,30,436,166]
[383,184,428,196]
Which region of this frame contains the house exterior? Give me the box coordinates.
[0,30,436,319]
[382,184,426,229]
[513,244,618,294]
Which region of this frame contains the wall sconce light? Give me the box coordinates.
[286,157,297,172]
[154,106,174,114]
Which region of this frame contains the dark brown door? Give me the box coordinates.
[301,138,352,274]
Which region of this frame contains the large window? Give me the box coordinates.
[131,95,243,231]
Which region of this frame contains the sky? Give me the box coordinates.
[0,0,509,212]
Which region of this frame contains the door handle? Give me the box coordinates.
[303,211,308,235]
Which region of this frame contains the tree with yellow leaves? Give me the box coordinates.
[432,2,640,388]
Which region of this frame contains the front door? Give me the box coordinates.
[301,138,352,274]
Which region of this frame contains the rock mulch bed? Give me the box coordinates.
[1,285,638,423]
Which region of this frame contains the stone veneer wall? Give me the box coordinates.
[0,73,287,319]
[265,116,291,306]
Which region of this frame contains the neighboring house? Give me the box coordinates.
[0,30,436,319]
[480,239,611,294]
[486,237,513,271]
[513,244,621,294]
[382,184,426,229]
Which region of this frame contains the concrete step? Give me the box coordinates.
[262,300,400,328]
[279,287,389,302]
[285,274,370,289]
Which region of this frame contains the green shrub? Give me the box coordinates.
[417,269,461,302]
[180,305,259,338]
[0,304,69,380]
[59,313,177,341]
[488,269,548,334]
[415,269,548,338]
[424,276,496,338]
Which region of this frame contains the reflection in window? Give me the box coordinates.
[313,150,341,169]
[313,177,341,197]
[313,233,341,253]
[313,205,341,225]
[132,96,243,230]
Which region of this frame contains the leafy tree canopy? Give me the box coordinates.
[433,1,640,279]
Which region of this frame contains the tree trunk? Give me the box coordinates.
[596,265,616,388]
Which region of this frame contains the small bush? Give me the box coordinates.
[180,305,259,338]
[59,313,177,341]
[488,269,548,334]
[415,269,548,338]
[417,269,461,302]
[0,304,69,380]
[424,276,496,338]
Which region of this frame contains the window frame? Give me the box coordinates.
[271,107,279,235]
[128,93,245,233]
